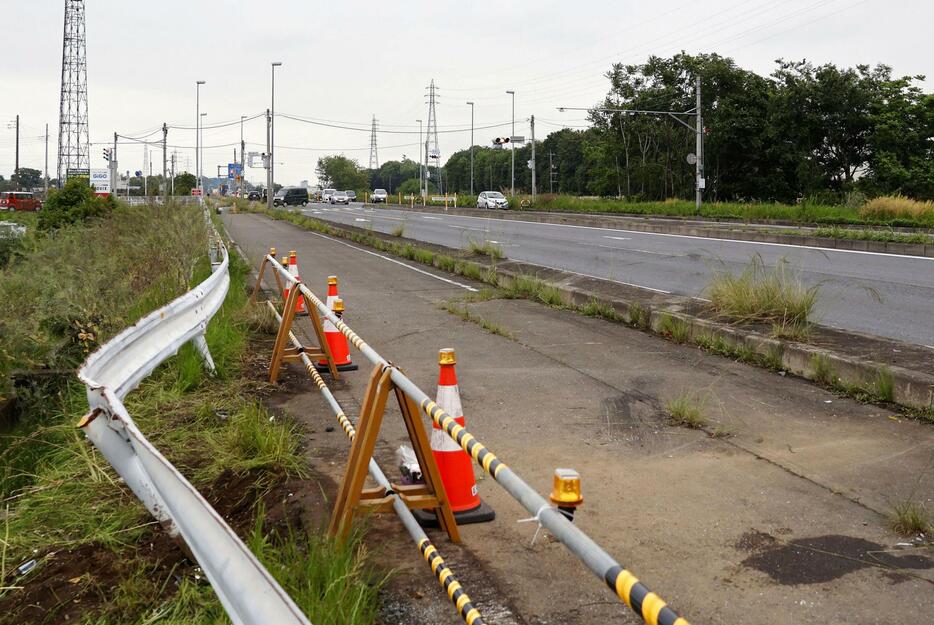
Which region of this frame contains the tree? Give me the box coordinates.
[38,177,115,232]
[11,167,42,190]
[173,172,197,196]
[315,155,367,190]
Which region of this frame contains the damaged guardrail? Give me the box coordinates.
[76,223,312,625]
[259,252,691,625]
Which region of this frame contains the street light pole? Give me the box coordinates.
[240,115,246,196]
[466,101,474,196]
[195,80,205,201]
[268,61,282,210]
[506,90,515,197]
[200,113,207,196]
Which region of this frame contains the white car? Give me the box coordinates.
[477,191,509,209]
[330,191,350,205]
[321,188,337,203]
[371,188,388,203]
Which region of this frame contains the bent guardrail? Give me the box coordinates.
[77,228,312,625]
[260,253,691,625]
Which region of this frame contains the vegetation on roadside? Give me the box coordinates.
[706,255,819,340]
[811,226,934,245]
[438,300,515,339]
[665,393,707,429]
[466,238,504,260]
[0,206,382,622]
[38,177,117,232]
[888,500,932,536]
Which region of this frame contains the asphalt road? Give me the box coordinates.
[300,202,934,346]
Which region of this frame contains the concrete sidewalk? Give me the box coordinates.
[226,212,933,625]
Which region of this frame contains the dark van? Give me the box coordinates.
[272,187,309,207]
[0,191,42,212]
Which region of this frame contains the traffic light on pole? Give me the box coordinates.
[103,148,111,162]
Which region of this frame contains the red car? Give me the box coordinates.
[0,191,42,212]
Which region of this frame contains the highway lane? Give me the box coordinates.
[300,203,934,346]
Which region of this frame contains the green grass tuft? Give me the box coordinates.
[665,393,707,429]
[888,500,931,536]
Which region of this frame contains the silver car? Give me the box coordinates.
[371,188,388,203]
[477,191,509,209]
[330,191,350,205]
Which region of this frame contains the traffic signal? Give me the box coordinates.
[103,148,111,162]
[492,137,510,146]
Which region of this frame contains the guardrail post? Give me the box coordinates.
[191,333,217,375]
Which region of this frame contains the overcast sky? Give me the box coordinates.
[2,0,930,187]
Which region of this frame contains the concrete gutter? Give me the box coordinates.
[253,207,934,414]
[371,203,934,258]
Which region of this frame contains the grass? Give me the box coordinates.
[874,367,895,403]
[665,393,707,429]
[860,195,934,222]
[466,238,505,260]
[391,224,405,237]
[812,226,934,245]
[707,255,819,340]
[811,354,837,387]
[658,314,691,343]
[438,301,515,339]
[888,500,932,536]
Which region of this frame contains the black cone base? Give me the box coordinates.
[314,362,359,373]
[412,500,495,527]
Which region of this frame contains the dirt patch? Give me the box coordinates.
[737,530,933,585]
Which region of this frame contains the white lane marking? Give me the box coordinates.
[423,216,442,220]
[604,236,631,241]
[298,230,478,292]
[557,266,671,294]
[389,210,934,262]
[448,224,480,230]
[598,244,687,258]
[354,218,369,222]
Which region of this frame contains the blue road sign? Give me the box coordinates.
[227,163,243,179]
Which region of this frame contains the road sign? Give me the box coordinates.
[66,167,90,177]
[686,153,697,165]
[90,168,111,195]
[431,196,446,202]
[191,188,203,196]
[135,170,142,177]
[227,163,242,179]
[510,135,525,143]
[527,160,533,170]
[428,148,441,160]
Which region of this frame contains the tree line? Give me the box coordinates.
[315,52,932,203]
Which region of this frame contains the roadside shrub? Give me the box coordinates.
[707,255,818,339]
[38,177,116,232]
[860,195,934,221]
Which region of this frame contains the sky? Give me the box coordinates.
[2,0,930,187]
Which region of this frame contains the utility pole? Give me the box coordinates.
[112,132,118,195]
[268,61,282,211]
[506,90,515,196]
[143,148,148,196]
[530,114,536,204]
[265,108,271,200]
[466,101,474,196]
[415,119,423,201]
[240,115,246,196]
[171,151,177,195]
[195,80,205,200]
[549,151,557,194]
[14,115,19,187]
[43,123,49,196]
[695,76,704,211]
[162,123,168,203]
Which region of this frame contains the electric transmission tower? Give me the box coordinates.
[368,115,379,170]
[57,0,89,184]
[425,79,442,194]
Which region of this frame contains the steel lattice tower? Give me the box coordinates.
[425,79,441,193]
[368,115,379,170]
[57,0,89,183]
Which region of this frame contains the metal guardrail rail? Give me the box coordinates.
[263,254,692,625]
[76,221,313,625]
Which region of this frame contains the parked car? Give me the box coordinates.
[321,188,337,203]
[330,191,350,205]
[345,190,356,202]
[273,186,309,207]
[371,188,388,203]
[0,191,42,212]
[477,191,508,209]
[247,190,261,201]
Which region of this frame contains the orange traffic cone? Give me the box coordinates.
[324,275,339,310]
[414,348,494,527]
[287,251,308,316]
[316,298,358,372]
[280,256,290,302]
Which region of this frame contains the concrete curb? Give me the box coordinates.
[257,208,934,414]
[369,203,934,258]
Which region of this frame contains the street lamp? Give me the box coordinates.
[506,90,515,197]
[200,113,207,196]
[195,80,205,200]
[466,101,474,196]
[415,119,423,199]
[268,61,282,210]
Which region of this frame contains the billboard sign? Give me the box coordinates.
[191,188,203,196]
[90,168,111,195]
[66,167,90,178]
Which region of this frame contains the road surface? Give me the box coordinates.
[300,203,934,346]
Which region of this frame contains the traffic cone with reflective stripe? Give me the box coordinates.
[414,348,494,527]
[316,298,358,372]
[287,250,308,316]
[280,256,290,302]
[324,275,339,311]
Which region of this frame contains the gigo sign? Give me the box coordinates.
[90,168,112,196]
